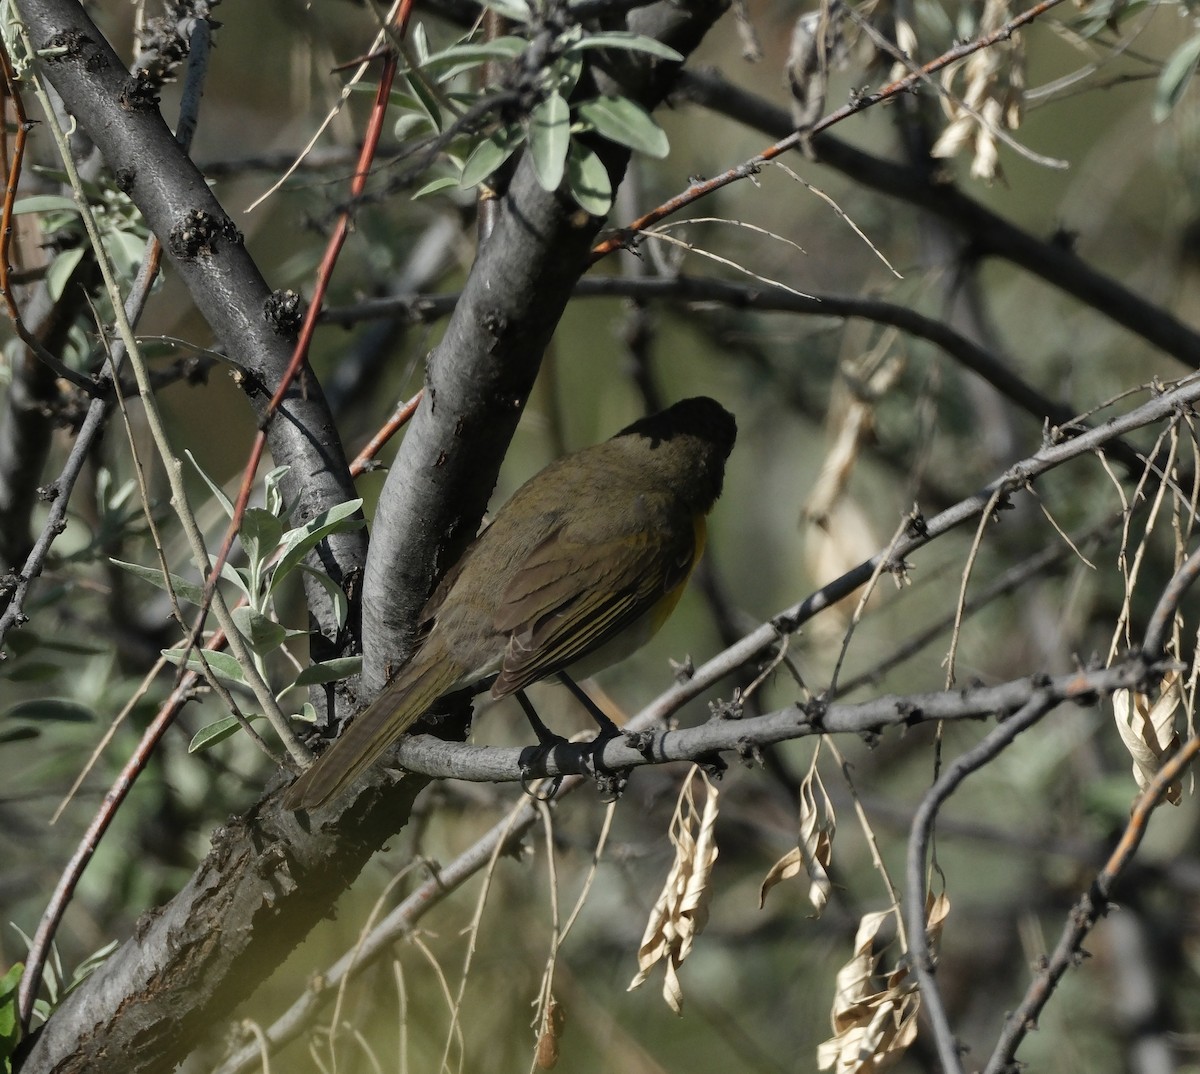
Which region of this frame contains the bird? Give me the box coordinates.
[282,396,737,810]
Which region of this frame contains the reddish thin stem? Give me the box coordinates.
[350,390,422,476]
[202,45,400,615]
[985,732,1200,1073]
[0,40,101,395]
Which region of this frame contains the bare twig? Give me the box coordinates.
[905,696,1054,1074]
[905,543,1200,1074]
[590,0,1069,261]
[198,40,400,711]
[212,787,561,1074]
[984,730,1200,1074]
[349,391,423,474]
[676,66,1200,369]
[391,659,1156,783]
[322,274,1147,477]
[13,12,214,1027]
[1143,544,1200,661]
[16,673,198,1028]
[0,40,104,396]
[827,513,912,697]
[944,487,1007,688]
[834,519,1111,697]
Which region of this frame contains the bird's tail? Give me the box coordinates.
[281,637,463,811]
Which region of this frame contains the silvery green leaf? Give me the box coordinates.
[161,647,246,684]
[563,31,683,63]
[576,95,669,158]
[293,657,362,687]
[566,142,613,216]
[1155,33,1200,122]
[270,499,364,593]
[459,125,525,188]
[185,449,234,517]
[413,176,461,200]
[110,558,204,607]
[529,92,571,190]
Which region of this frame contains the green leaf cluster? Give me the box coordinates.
[110,460,363,754]
[392,14,679,217]
[14,172,153,304]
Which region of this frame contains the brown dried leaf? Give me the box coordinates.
[805,399,871,524]
[819,989,919,1074]
[819,896,950,1073]
[1114,670,1183,805]
[886,13,920,86]
[787,0,851,131]
[925,891,951,943]
[830,910,892,1027]
[760,766,836,914]
[534,997,565,1069]
[759,846,805,905]
[627,767,720,1014]
[930,0,1024,182]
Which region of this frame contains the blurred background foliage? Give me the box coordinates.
[4,0,1200,1070]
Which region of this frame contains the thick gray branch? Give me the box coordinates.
[360,0,729,693]
[385,660,1156,782]
[12,0,365,642]
[14,771,431,1074]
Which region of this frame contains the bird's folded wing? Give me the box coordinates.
[490,524,695,697]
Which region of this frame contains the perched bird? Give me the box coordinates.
[282,396,737,810]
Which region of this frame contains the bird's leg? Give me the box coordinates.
[558,672,621,738]
[515,690,566,800]
[559,673,629,799]
[514,689,566,747]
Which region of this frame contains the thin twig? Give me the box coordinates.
[846,1,1068,171]
[589,0,1069,261]
[16,675,198,1028]
[905,696,1054,1074]
[908,543,1200,1074]
[1108,418,1178,661]
[826,513,912,697]
[321,274,1147,478]
[12,12,221,1027]
[16,27,305,761]
[1144,544,1200,660]
[213,788,558,1074]
[392,659,1157,784]
[99,313,281,764]
[196,42,401,742]
[983,731,1200,1074]
[349,390,423,473]
[825,737,907,945]
[0,39,104,396]
[834,518,1111,697]
[674,67,1200,368]
[242,0,408,213]
[943,487,1005,688]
